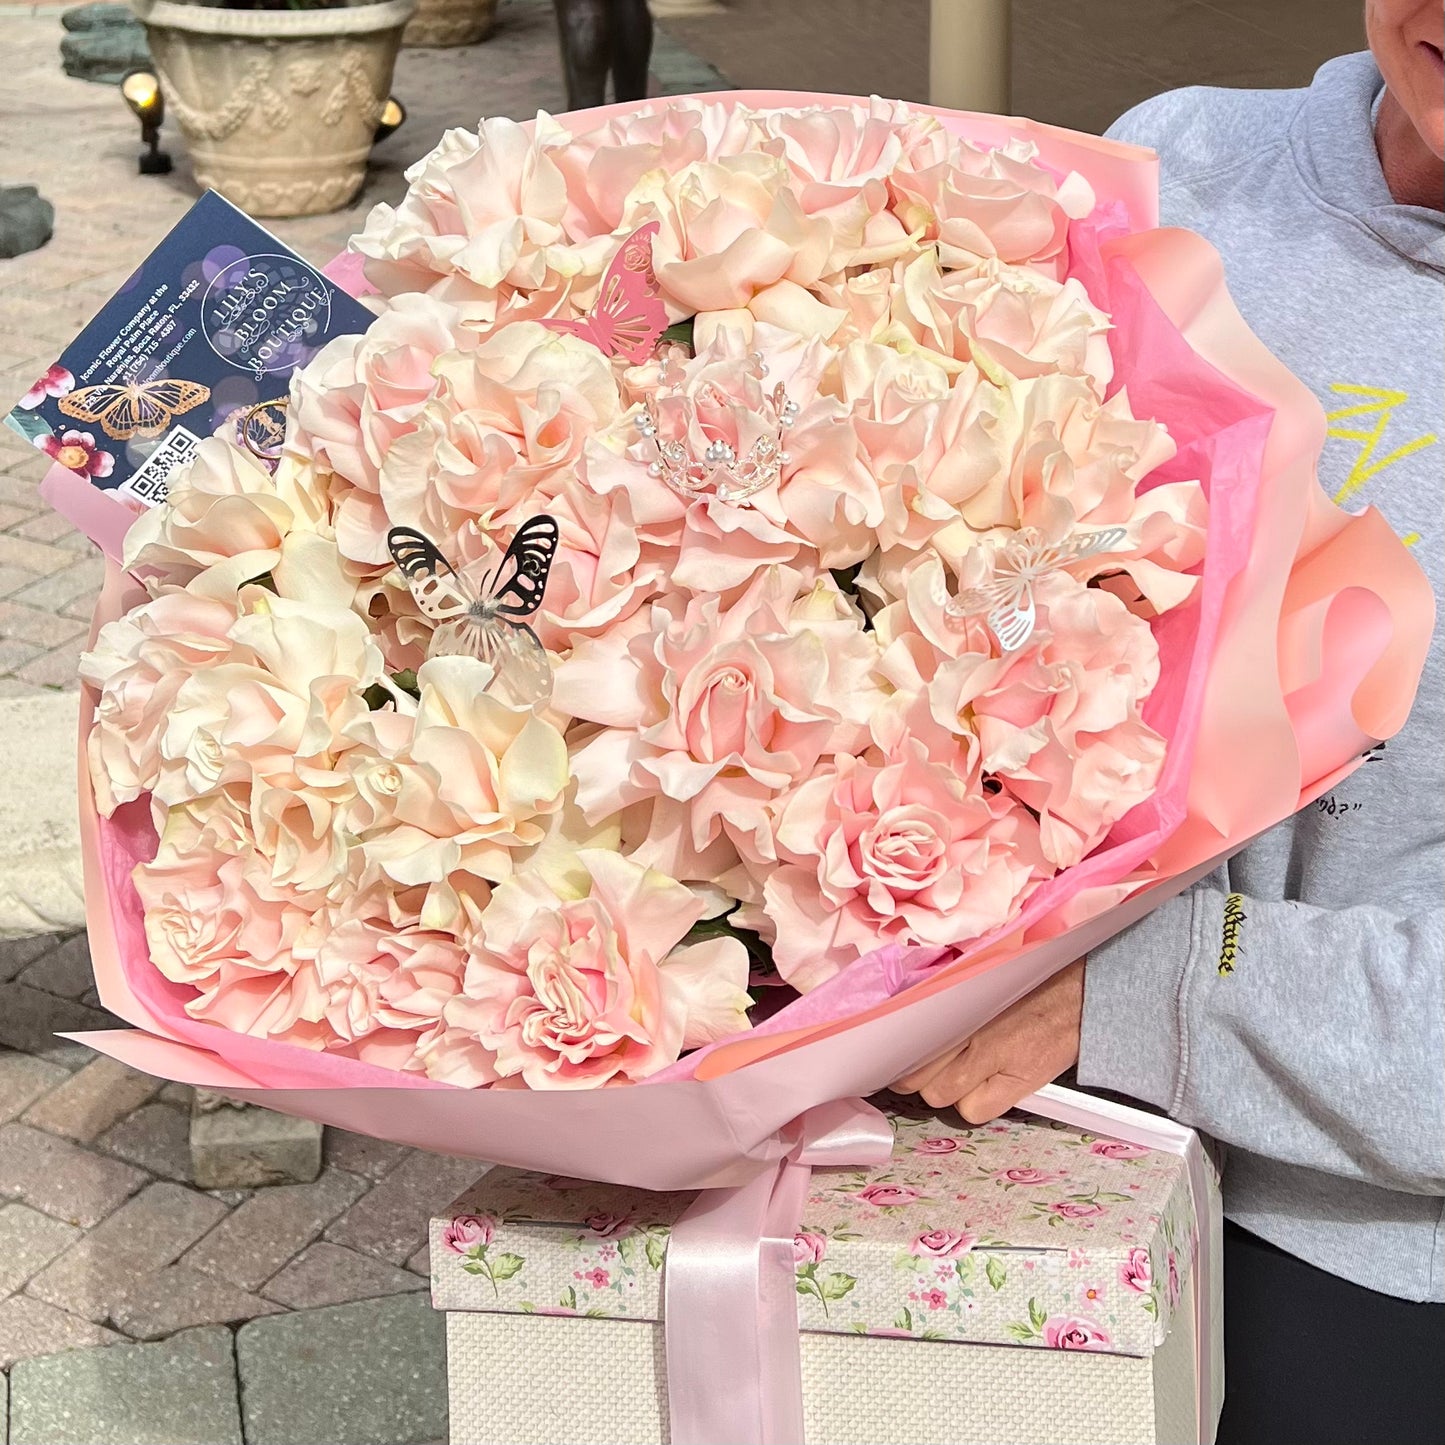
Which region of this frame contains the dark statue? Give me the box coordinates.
[552,0,654,110]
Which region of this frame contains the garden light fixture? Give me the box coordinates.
[374,97,407,145]
[121,69,172,176]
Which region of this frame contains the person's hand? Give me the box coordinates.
[891,959,1086,1123]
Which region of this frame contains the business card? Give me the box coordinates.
[6,190,375,509]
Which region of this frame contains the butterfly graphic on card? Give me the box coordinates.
[387,517,560,706]
[56,379,211,440]
[539,221,668,365]
[944,525,1129,652]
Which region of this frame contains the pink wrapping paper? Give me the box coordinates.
[57,94,1431,1193]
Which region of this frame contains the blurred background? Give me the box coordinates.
[665,0,1367,134]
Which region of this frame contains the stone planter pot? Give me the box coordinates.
[403,0,496,49]
[133,0,416,218]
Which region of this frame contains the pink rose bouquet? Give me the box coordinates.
[46,94,1427,1168]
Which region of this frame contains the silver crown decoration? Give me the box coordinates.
[635,369,800,506]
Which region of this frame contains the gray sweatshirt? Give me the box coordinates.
[1080,52,1444,1302]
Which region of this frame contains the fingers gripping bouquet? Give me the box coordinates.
[74,96,1428,1167]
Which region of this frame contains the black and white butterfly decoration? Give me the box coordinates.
[386,516,560,706]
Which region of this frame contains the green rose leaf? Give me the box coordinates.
[1028,1297,1048,1331]
[560,1286,577,1310]
[894,1307,914,1332]
[617,1236,637,1266]
[985,1256,1007,1292]
[1004,1321,1038,1343]
[821,1272,857,1302]
[489,1253,526,1282]
[660,318,695,350]
[645,1233,668,1271]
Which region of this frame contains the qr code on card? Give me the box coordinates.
[116,425,202,507]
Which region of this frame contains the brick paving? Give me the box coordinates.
[0,931,483,1373]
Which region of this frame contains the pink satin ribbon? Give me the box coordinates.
[664,1088,1217,1445]
[1024,1085,1218,1445]
[664,1099,896,1444]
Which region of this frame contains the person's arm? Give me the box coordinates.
[1078,889,1445,1195]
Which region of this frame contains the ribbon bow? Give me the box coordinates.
[663,1089,1215,1445]
[664,1098,896,1444]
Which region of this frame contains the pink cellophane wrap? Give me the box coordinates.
[55,95,1431,1445]
[62,94,1431,1186]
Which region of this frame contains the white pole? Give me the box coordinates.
[929,0,1012,114]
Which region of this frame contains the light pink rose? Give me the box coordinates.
[288,295,469,556]
[649,154,835,311]
[889,137,1094,279]
[1119,1247,1152,1293]
[122,438,326,600]
[593,327,883,584]
[584,1212,633,1238]
[1043,1316,1110,1351]
[134,844,309,994]
[151,596,383,813]
[421,850,750,1089]
[445,1214,496,1252]
[374,323,621,562]
[942,582,1167,868]
[304,915,471,1057]
[915,1137,962,1155]
[999,1168,1064,1186]
[912,1229,977,1258]
[1048,1201,1106,1220]
[754,104,915,270]
[761,738,1044,991]
[550,106,718,234]
[529,479,663,649]
[1090,1140,1150,1160]
[558,567,877,874]
[352,117,575,325]
[81,591,241,813]
[888,252,1114,390]
[352,654,570,886]
[793,1232,828,1265]
[854,1183,921,1207]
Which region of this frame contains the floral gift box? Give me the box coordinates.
[432,1099,1223,1445]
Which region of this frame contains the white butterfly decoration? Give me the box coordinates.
[387,516,560,706]
[943,525,1130,653]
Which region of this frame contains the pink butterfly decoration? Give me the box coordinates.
[540,221,668,365]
